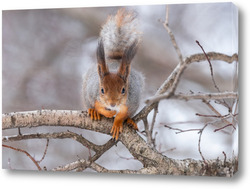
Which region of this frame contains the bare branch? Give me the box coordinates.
[2,109,238,176]
[196,40,220,92]
[203,100,233,126]
[2,7,239,176]
[2,110,110,134]
[2,144,42,171]
[146,92,238,105]
[185,52,238,64]
[164,125,200,134]
[195,113,230,118]
[3,131,101,152]
[52,157,155,174]
[37,139,49,164]
[2,130,117,162]
[198,124,209,164]
[135,52,237,122]
[214,124,235,132]
[163,6,184,64]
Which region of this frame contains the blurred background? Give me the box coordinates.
[2,3,238,171]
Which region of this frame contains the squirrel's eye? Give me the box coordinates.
[121,88,125,94]
[101,88,105,94]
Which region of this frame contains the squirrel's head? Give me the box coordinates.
[96,39,138,109]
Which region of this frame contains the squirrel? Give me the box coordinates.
[82,8,144,140]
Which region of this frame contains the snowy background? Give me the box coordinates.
[2,3,238,171]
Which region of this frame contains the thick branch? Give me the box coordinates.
[2,109,238,176]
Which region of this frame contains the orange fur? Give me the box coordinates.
[115,8,135,27]
[110,104,128,140]
[126,118,138,130]
[94,101,116,118]
[86,9,141,140]
[99,73,127,108]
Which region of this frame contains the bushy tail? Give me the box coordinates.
[100,8,141,60]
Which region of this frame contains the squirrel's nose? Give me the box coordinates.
[110,103,116,107]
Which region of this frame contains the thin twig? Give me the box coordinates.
[164,6,184,64]
[37,139,49,164]
[159,147,176,154]
[165,122,208,163]
[198,124,209,164]
[160,120,202,126]
[2,144,42,171]
[203,100,232,126]
[196,40,231,109]
[196,113,230,118]
[214,124,235,132]
[164,125,201,134]
[196,40,220,92]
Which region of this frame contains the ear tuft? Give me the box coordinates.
[117,40,139,82]
[97,40,105,64]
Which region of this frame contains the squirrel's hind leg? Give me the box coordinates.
[126,118,138,130]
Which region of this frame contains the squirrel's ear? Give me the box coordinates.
[97,39,109,78]
[118,40,139,81]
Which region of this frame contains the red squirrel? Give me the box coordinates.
[82,9,144,140]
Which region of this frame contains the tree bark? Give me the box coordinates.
[2,110,238,176]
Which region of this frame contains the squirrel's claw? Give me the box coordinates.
[111,123,123,141]
[88,108,101,120]
[126,118,138,130]
[110,118,137,141]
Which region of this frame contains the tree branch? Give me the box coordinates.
[52,158,156,174]
[2,7,239,176]
[2,144,42,171]
[163,5,184,64]
[146,91,238,105]
[2,109,238,176]
[134,52,238,122]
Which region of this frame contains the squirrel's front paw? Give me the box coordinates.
[88,108,101,120]
[111,122,123,141]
